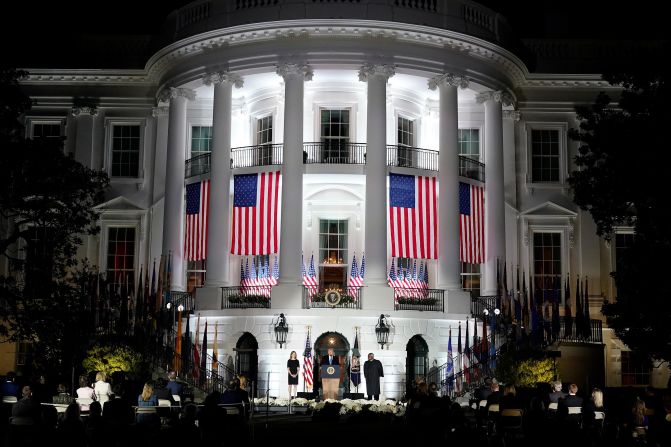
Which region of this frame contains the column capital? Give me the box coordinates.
[428,73,469,90]
[71,106,98,117]
[276,63,313,81]
[358,64,395,82]
[203,71,244,88]
[475,90,515,107]
[502,110,521,121]
[156,87,196,104]
[151,106,170,117]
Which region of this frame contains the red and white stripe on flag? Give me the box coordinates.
[459,182,485,264]
[231,171,281,255]
[389,174,438,259]
[185,180,210,261]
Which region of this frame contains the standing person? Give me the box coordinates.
[321,348,341,400]
[287,351,300,399]
[93,372,112,405]
[363,352,384,401]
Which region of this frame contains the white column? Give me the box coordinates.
[276,64,312,287]
[359,64,395,287]
[477,91,512,295]
[204,72,243,287]
[429,74,469,290]
[159,87,196,292]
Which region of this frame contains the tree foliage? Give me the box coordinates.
[82,343,143,378]
[495,351,556,387]
[0,68,110,376]
[568,60,671,362]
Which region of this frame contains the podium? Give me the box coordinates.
[321,364,340,400]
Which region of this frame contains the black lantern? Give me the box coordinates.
[375,314,390,349]
[274,313,288,348]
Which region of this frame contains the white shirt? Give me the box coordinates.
[93,380,112,404]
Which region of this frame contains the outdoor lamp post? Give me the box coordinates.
[375,314,390,349]
[274,313,288,348]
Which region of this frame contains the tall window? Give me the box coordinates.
[111,125,140,177]
[320,109,350,162]
[531,129,560,183]
[256,116,273,165]
[533,232,562,302]
[461,262,481,296]
[191,126,212,157]
[615,233,634,273]
[458,129,480,159]
[106,227,136,289]
[621,351,650,386]
[397,117,414,167]
[186,260,206,292]
[319,219,348,291]
[32,122,61,139]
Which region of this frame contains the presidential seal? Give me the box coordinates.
[325,289,341,307]
[327,366,335,375]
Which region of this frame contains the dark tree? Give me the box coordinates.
[569,60,671,363]
[0,68,109,375]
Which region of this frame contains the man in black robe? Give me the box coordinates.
[363,353,384,400]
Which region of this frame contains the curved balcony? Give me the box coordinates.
[386,144,438,171]
[185,153,211,179]
[459,156,485,183]
[185,144,283,179]
[303,142,366,165]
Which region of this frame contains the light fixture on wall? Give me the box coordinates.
[274,313,288,348]
[375,314,390,349]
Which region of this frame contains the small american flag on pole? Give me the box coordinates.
[459,182,485,264]
[231,171,280,255]
[185,180,210,261]
[303,329,313,390]
[348,254,363,294]
[389,173,437,259]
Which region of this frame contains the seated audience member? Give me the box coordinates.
[549,380,567,406]
[75,375,95,412]
[486,378,502,408]
[136,382,159,426]
[500,384,522,411]
[200,391,226,442]
[475,377,494,402]
[166,370,184,399]
[154,378,177,406]
[558,383,583,422]
[52,383,75,405]
[582,388,605,429]
[103,382,134,424]
[11,385,41,422]
[221,378,248,405]
[58,403,86,447]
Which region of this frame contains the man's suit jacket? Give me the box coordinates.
[558,394,584,419]
[321,356,340,367]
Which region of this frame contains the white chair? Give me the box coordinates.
[2,396,18,404]
[52,403,69,414]
[548,402,558,411]
[172,395,181,406]
[594,411,605,421]
[157,399,171,407]
[75,398,93,406]
[568,406,582,415]
[488,404,500,413]
[479,400,488,408]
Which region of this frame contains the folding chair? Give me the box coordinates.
[500,409,524,442]
[172,395,181,406]
[487,404,500,435]
[548,402,558,411]
[2,396,18,404]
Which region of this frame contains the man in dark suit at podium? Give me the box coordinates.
[321,348,341,400]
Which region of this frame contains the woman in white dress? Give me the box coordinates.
[93,372,112,405]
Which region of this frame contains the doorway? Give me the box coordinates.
[406,335,429,395]
[235,332,258,397]
[313,331,351,397]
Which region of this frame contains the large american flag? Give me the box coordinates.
[231,171,280,255]
[459,182,485,264]
[185,180,210,261]
[389,174,437,259]
[303,330,313,390]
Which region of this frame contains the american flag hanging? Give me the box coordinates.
[459,182,485,264]
[389,173,437,259]
[185,180,210,261]
[231,171,280,255]
[303,330,313,390]
[348,254,362,295]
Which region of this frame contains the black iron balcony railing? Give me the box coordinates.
[185,153,211,178]
[167,291,194,313]
[557,317,603,343]
[459,156,485,182]
[393,288,444,312]
[302,286,362,309]
[231,143,283,168]
[220,286,272,309]
[303,141,366,164]
[471,295,499,317]
[386,145,438,171]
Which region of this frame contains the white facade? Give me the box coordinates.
[15,0,668,395]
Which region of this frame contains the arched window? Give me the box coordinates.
[235,332,258,396]
[406,335,429,394]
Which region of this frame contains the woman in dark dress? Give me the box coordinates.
[287,351,300,399]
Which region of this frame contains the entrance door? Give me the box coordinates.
[406,335,428,395]
[314,332,351,397]
[235,332,258,397]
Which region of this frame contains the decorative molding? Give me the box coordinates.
[151,106,169,117]
[475,90,516,107]
[523,219,529,246]
[568,218,575,248]
[276,63,313,81]
[427,73,469,90]
[202,71,244,88]
[156,87,196,104]
[71,106,98,117]
[502,110,521,121]
[358,64,395,82]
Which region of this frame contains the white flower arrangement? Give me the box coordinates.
[252,397,405,417]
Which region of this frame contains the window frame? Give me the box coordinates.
[457,127,482,161]
[98,220,140,282]
[318,219,349,266]
[189,124,213,158]
[528,225,569,303]
[25,116,67,140]
[525,122,568,188]
[104,118,147,182]
[610,228,635,300]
